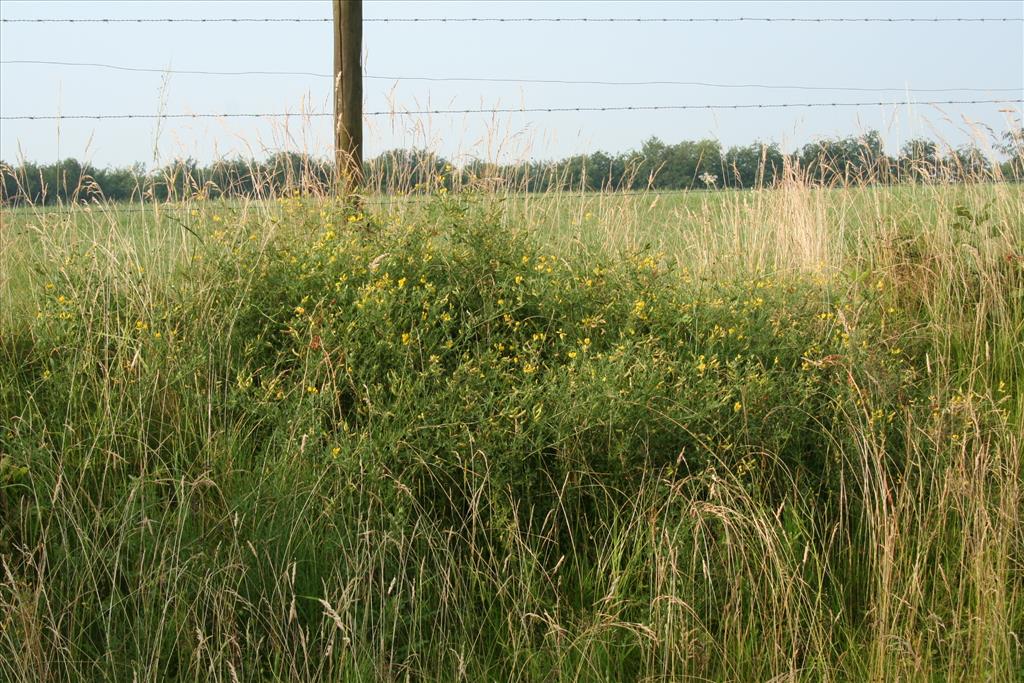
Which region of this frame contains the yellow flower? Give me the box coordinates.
[332,447,341,458]
[632,299,648,319]
[522,363,537,375]
[397,277,406,288]
[401,332,411,345]
[307,386,319,394]
[734,401,743,413]
[135,320,148,331]
[294,306,306,315]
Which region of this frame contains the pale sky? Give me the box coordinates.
[1,0,1022,168]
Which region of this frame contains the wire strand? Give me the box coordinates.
[1,17,1021,24]
[4,59,1021,95]
[2,99,1020,121]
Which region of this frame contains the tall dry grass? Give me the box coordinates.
[0,138,1021,682]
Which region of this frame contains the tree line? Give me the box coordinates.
[2,128,1021,206]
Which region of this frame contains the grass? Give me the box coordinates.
[1,175,1022,681]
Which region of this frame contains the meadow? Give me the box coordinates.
[0,176,1022,681]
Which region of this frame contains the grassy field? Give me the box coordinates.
[1,179,1022,681]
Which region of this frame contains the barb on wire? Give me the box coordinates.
[1,16,1021,24]
[2,99,1021,121]
[3,59,1021,95]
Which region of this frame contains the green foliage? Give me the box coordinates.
[210,197,917,523]
[2,129,1013,206]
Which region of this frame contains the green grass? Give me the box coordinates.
[1,182,1022,681]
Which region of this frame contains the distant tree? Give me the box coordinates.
[722,142,784,188]
[3,127,1021,207]
[92,164,145,202]
[946,145,992,181]
[1,161,35,205]
[367,149,449,194]
[898,138,940,182]
[997,127,1024,180]
[799,131,892,185]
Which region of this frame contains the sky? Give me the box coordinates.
[0,0,1021,168]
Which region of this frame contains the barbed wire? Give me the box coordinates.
[2,99,1020,122]
[1,17,1021,24]
[4,59,1021,95]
